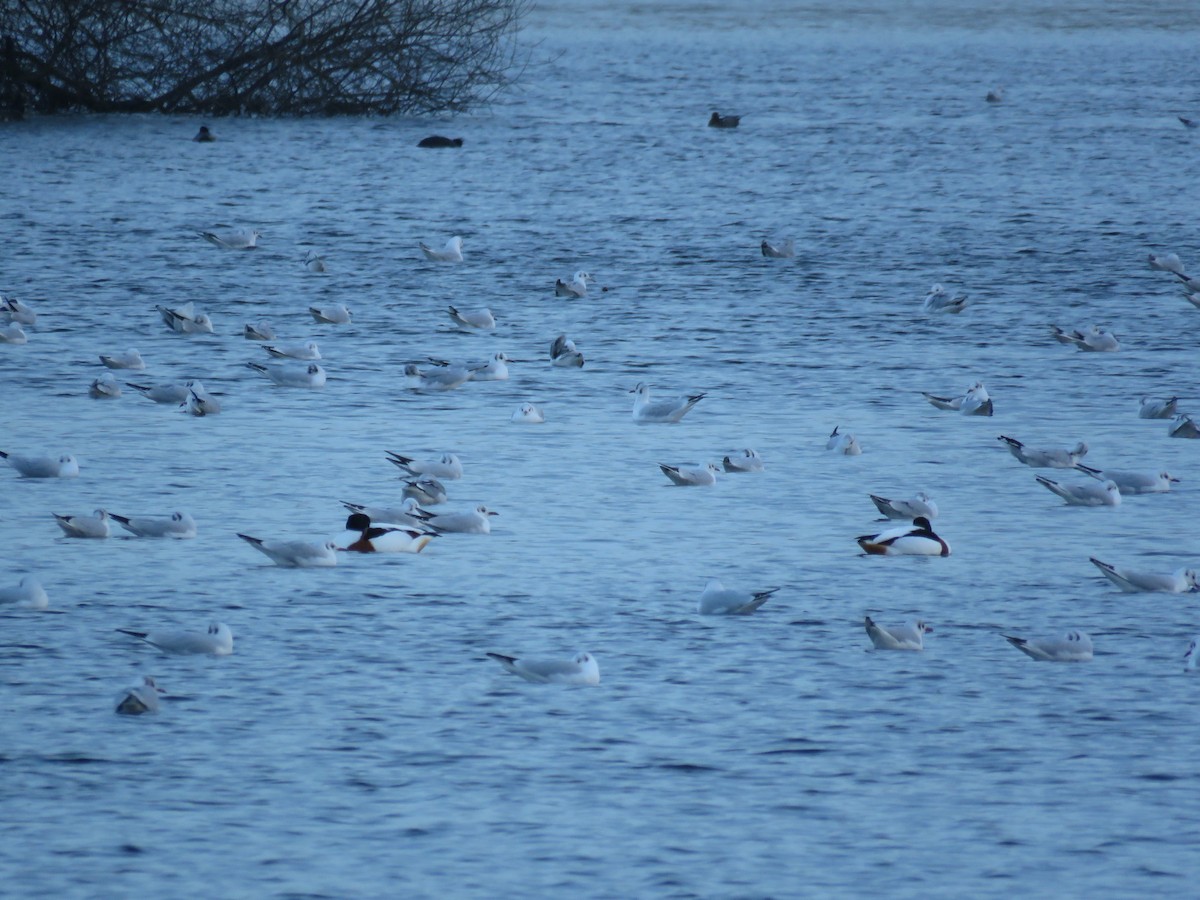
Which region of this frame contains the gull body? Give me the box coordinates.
[110,511,197,539]
[426,505,497,534]
[303,251,327,272]
[761,238,795,258]
[115,676,165,715]
[247,361,326,388]
[1168,415,1200,439]
[826,426,862,455]
[1149,252,1187,276]
[99,349,144,370]
[486,651,599,685]
[341,498,433,530]
[1,295,37,325]
[54,509,111,538]
[511,402,545,424]
[660,462,721,486]
[420,236,464,262]
[1004,631,1093,662]
[869,492,938,520]
[403,478,448,506]
[857,517,950,556]
[1186,635,1200,672]
[157,302,214,334]
[184,384,221,416]
[864,616,932,650]
[127,380,192,404]
[117,622,233,655]
[386,452,462,480]
[89,372,122,399]
[697,579,777,615]
[555,271,592,298]
[0,322,28,344]
[198,227,260,249]
[1074,464,1177,495]
[447,305,494,330]
[244,320,276,340]
[237,534,338,567]
[0,576,49,610]
[1,451,79,478]
[631,382,705,424]
[922,284,968,314]
[1089,557,1198,593]
[551,335,584,367]
[1052,324,1119,351]
[310,304,352,324]
[262,341,320,360]
[998,435,1088,468]
[723,449,764,473]
[1139,396,1179,419]
[404,363,472,392]
[1035,475,1121,506]
[924,381,992,416]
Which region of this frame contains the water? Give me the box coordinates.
[3,1,1200,895]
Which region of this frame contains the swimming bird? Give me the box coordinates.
[0,451,79,478]
[117,621,233,655]
[246,361,327,388]
[386,452,463,480]
[864,616,932,650]
[1168,414,1200,439]
[631,382,705,424]
[428,352,510,381]
[54,509,111,538]
[826,426,862,455]
[425,505,497,534]
[1183,291,1200,309]
[262,341,320,360]
[1088,557,1198,594]
[183,383,221,416]
[857,517,950,556]
[309,304,352,324]
[1179,116,1198,129]
[89,372,122,399]
[237,534,338,567]
[1003,631,1093,662]
[922,284,969,314]
[1186,636,1200,672]
[99,349,144,370]
[198,227,260,249]
[421,236,464,262]
[0,322,28,344]
[985,87,1004,102]
[697,579,777,615]
[332,513,437,553]
[303,251,327,272]
[659,462,721,486]
[708,112,740,128]
[723,449,764,473]
[447,305,494,330]
[418,135,463,148]
[126,380,192,405]
[869,492,938,520]
[340,498,434,529]
[1139,396,1179,419]
[1178,272,1200,292]
[511,402,545,424]
[157,302,214,334]
[403,478,448,505]
[551,335,585,368]
[555,271,592,298]
[486,651,599,685]
[998,435,1088,468]
[0,295,37,325]
[110,511,197,539]
[193,125,215,142]
[1051,324,1119,351]
[923,381,992,416]
[0,576,49,610]
[1073,464,1177,494]
[244,320,275,340]
[1035,475,1121,506]
[1149,252,1187,276]
[115,676,165,715]
[761,238,795,258]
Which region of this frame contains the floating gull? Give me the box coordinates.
[246,361,326,388]
[127,380,193,404]
[403,478,448,506]
[115,676,165,715]
[998,435,1088,468]
[447,305,495,330]
[54,509,111,538]
[420,235,464,262]
[511,402,545,424]
[386,452,463,480]
[723,449,764,473]
[1186,636,1200,672]
[89,372,122,399]
[341,498,434,529]
[0,322,28,344]
[857,517,950,556]
[555,271,591,298]
[1051,325,1119,352]
[428,352,509,381]
[426,505,497,534]
[237,533,338,567]
[1139,396,1179,419]
[1074,464,1177,494]
[761,238,795,258]
[1168,414,1200,439]
[1182,291,1200,309]
[486,651,599,685]
[631,382,705,424]
[923,381,992,416]
[826,426,862,455]
[309,303,352,325]
[1003,630,1093,662]
[262,341,320,360]
[332,513,437,553]
[1,295,37,325]
[864,616,931,650]
[110,511,197,539]
[0,451,79,478]
[157,302,214,334]
[184,383,221,416]
[303,251,327,273]
[697,578,777,615]
[1035,475,1121,506]
[117,621,233,655]
[1149,252,1187,276]
[869,491,938,520]
[708,111,740,128]
[922,284,968,314]
[659,462,720,486]
[244,320,275,340]
[1088,557,1198,594]
[551,335,585,368]
[99,349,144,370]
[0,576,49,610]
[198,227,260,249]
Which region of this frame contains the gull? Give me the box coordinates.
[0,576,49,610]
[332,513,437,553]
[1088,557,1198,593]
[340,498,434,529]
[0,451,79,478]
[127,380,193,404]
[447,305,494,330]
[1186,636,1200,672]
[660,462,721,486]
[237,533,338,567]
[708,112,740,128]
[246,361,326,388]
[262,340,320,360]
[1,295,37,325]
[486,651,599,685]
[428,352,510,381]
[998,435,1088,468]
[0,322,27,344]
[99,349,144,370]
[697,578,777,615]
[386,452,463,480]
[184,383,221,416]
[244,320,275,340]
[1074,464,1177,494]
[1035,475,1121,506]
[309,303,352,324]
[922,284,968,314]
[761,238,795,258]
[826,426,862,455]
[923,381,992,416]
[1149,252,1187,276]
[1168,414,1200,439]
[303,251,327,273]
[723,449,764,473]
[1177,272,1200,292]
[54,509,111,538]
[1139,396,1179,419]
[403,477,448,505]
[89,372,122,399]
[864,616,932,650]
[115,676,165,715]
[631,382,705,424]
[198,227,260,249]
[420,235,464,262]
[1182,291,1200,309]
[555,271,592,298]
[857,517,950,556]
[869,491,938,520]
[110,511,197,538]
[426,505,497,534]
[1003,630,1093,662]
[404,363,472,392]
[117,622,233,655]
[157,302,214,334]
[1051,324,1119,351]
[551,335,585,368]
[511,402,545,424]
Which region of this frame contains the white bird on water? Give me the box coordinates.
[425,505,497,534]
[630,382,705,424]
[923,381,992,416]
[244,320,275,340]
[555,271,592,298]
[1,295,36,325]
[447,305,495,330]
[551,335,585,368]
[697,579,777,615]
[115,676,165,715]
[997,435,1088,468]
[99,349,145,370]
[1088,557,1198,594]
[0,322,28,344]
[1074,464,1177,495]
[262,341,320,360]
[54,509,111,538]
[1185,636,1200,672]
[303,251,327,272]
[184,383,221,416]
[826,426,861,455]
[340,498,434,530]
[1148,252,1186,276]
[722,449,764,473]
[864,616,932,650]
[869,491,938,520]
[403,478,448,506]
[110,511,197,539]
[659,462,721,486]
[761,238,795,258]
[420,235,464,262]
[1168,415,1200,439]
[89,372,122,399]
[1003,631,1093,662]
[157,302,214,334]
[1035,475,1121,507]
[310,304,352,324]
[247,361,327,388]
[404,363,473,392]
[922,284,968,314]
[386,452,463,480]
[1139,396,1179,419]
[237,534,338,567]
[198,227,260,249]
[0,451,79,478]
[1051,325,1119,352]
[0,576,49,610]
[486,651,599,685]
[117,621,233,656]
[127,380,192,404]
[511,402,545,424]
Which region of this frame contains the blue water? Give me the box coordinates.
[3,1,1200,896]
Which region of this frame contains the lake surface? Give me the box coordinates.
[3,1,1200,896]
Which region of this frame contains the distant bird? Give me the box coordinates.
[183,383,221,416]
[332,513,437,554]
[303,251,327,272]
[486,651,599,685]
[1074,464,1177,495]
[550,334,585,368]
[198,227,259,249]
[1186,636,1200,672]
[697,578,777,615]
[117,622,233,655]
[237,534,338,567]
[857,517,950,556]
[404,363,472,392]
[1168,414,1200,439]
[722,449,764,473]
[309,304,351,324]
[1139,396,1179,419]
[659,462,721,486]
[0,450,79,478]
[425,505,497,534]
[447,305,494,329]
[0,576,49,610]
[89,372,122,399]
[0,295,37,325]
[262,341,320,360]
[1179,116,1198,129]
[1035,475,1121,506]
[869,491,938,520]
[386,452,463,480]
[115,676,165,715]
[420,235,464,262]
[630,382,705,424]
[985,87,1004,103]
[110,511,196,539]
[997,435,1088,468]
[864,616,932,650]
[99,349,144,370]
[922,284,969,314]
[708,112,740,128]
[0,322,28,344]
[244,320,275,340]
[1003,631,1093,662]
[761,238,795,258]
[1051,324,1119,351]
[54,509,111,538]
[157,302,213,334]
[418,135,463,148]
[511,402,545,424]
[1088,557,1198,594]
[193,125,215,142]
[247,361,326,388]
[1148,252,1187,276]
[555,271,592,298]
[826,426,861,455]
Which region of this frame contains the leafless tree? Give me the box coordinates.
[0,0,529,117]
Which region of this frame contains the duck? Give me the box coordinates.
[708,111,741,128]
[417,135,463,148]
[193,125,215,142]
[332,513,437,553]
[857,517,950,556]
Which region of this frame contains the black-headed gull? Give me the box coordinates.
[1168,415,1200,439]
[826,426,862,455]
[660,462,720,486]
[386,452,462,480]
[1089,557,1198,593]
[428,352,510,381]
[1073,464,1176,495]
[341,498,433,529]
[332,513,437,553]
[1003,631,1093,662]
[404,363,472,392]
[864,616,931,650]
[1051,325,1119,351]
[447,305,494,330]
[99,349,144,370]
[420,236,464,262]
[761,238,795,258]
[89,373,122,399]
[0,451,79,478]
[244,320,276,340]
[697,578,777,615]
[309,303,352,324]
[115,676,165,715]
[157,302,213,334]
[426,505,497,534]
[1035,475,1121,506]
[923,381,992,416]
[117,621,233,655]
[262,341,320,360]
[1139,396,1179,419]
[246,361,326,388]
[303,251,327,273]
[237,533,338,567]
[0,576,49,610]
[403,478,448,505]
[1148,252,1187,276]
[511,402,545,424]
[1175,272,1200,292]
[110,511,197,538]
[550,335,585,368]
[1,295,37,325]
[54,509,111,538]
[857,517,950,556]
[869,491,938,520]
[486,651,599,684]
[198,227,260,249]
[1185,636,1200,672]
[922,284,968,314]
[708,111,740,128]
[723,449,764,473]
[998,435,1088,468]
[555,271,591,298]
[127,380,193,404]
[631,382,705,424]
[184,383,221,416]
[0,322,28,344]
